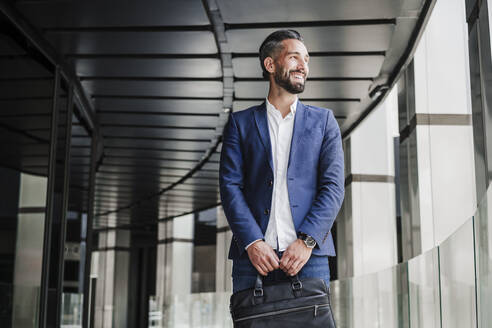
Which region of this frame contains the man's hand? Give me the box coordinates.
[246,240,280,276]
[279,239,312,276]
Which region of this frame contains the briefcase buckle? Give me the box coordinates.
[253,287,264,297]
[292,281,303,291]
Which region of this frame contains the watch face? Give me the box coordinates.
[304,236,316,248]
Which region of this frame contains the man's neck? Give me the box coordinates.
[267,85,297,118]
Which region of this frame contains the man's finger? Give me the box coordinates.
[263,259,274,272]
[283,254,297,271]
[255,264,267,276]
[288,260,302,276]
[268,253,280,269]
[279,252,292,268]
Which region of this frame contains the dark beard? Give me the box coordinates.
[274,67,305,94]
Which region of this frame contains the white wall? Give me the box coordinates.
[341,87,399,277]
[413,0,476,250]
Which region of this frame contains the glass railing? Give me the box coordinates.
[329,186,491,328]
[157,186,491,328]
[61,293,83,328]
[153,293,232,327]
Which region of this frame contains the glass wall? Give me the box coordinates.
[0,12,55,326]
[327,186,491,328]
[0,12,93,328]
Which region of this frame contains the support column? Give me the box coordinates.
[337,88,399,278]
[215,206,232,293]
[466,0,492,201]
[399,0,477,260]
[93,225,131,328]
[155,214,194,327]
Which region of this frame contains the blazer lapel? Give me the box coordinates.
[253,102,274,171]
[288,101,308,168]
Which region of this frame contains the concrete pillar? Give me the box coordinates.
[93,223,130,328]
[399,0,477,260]
[215,206,233,293]
[155,214,194,327]
[337,88,399,278]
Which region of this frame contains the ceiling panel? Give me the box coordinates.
[14,0,210,28]
[102,149,206,161]
[45,31,217,55]
[98,113,219,128]
[101,158,204,169]
[82,80,223,98]
[0,58,52,79]
[97,166,199,176]
[74,58,222,78]
[0,33,27,55]
[94,98,224,114]
[101,126,215,140]
[103,138,212,151]
[226,25,395,53]
[217,0,405,23]
[0,80,54,99]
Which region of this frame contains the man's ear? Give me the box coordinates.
[264,57,275,74]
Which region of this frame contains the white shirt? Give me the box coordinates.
[245,98,298,251]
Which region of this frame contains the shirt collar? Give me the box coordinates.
[265,97,298,117]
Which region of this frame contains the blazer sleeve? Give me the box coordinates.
[298,110,345,246]
[219,113,264,252]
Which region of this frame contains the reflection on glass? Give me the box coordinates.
[61,293,83,327]
[331,263,409,328]
[475,187,492,327]
[439,219,476,327]
[11,172,48,327]
[159,293,232,328]
[408,247,440,327]
[0,12,55,327]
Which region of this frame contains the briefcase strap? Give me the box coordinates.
[253,274,303,299]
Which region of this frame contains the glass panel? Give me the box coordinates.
[331,279,354,327]
[0,12,54,327]
[475,187,492,327]
[160,292,232,328]
[407,247,440,327]
[61,293,83,327]
[439,219,476,327]
[331,263,409,327]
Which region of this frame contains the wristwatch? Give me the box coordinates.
[298,232,316,249]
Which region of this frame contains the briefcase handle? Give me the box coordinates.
[253,274,303,298]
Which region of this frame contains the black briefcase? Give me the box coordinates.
[229,274,336,327]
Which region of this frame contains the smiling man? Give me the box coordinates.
[219,30,344,306]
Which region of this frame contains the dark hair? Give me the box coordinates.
[259,29,304,80]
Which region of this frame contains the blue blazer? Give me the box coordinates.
[219,101,345,260]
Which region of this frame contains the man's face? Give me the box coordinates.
[272,39,310,94]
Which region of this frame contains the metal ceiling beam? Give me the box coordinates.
[66,53,220,59]
[42,25,213,32]
[232,51,386,57]
[225,18,397,30]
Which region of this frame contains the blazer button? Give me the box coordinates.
[264,209,270,215]
[268,180,273,187]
